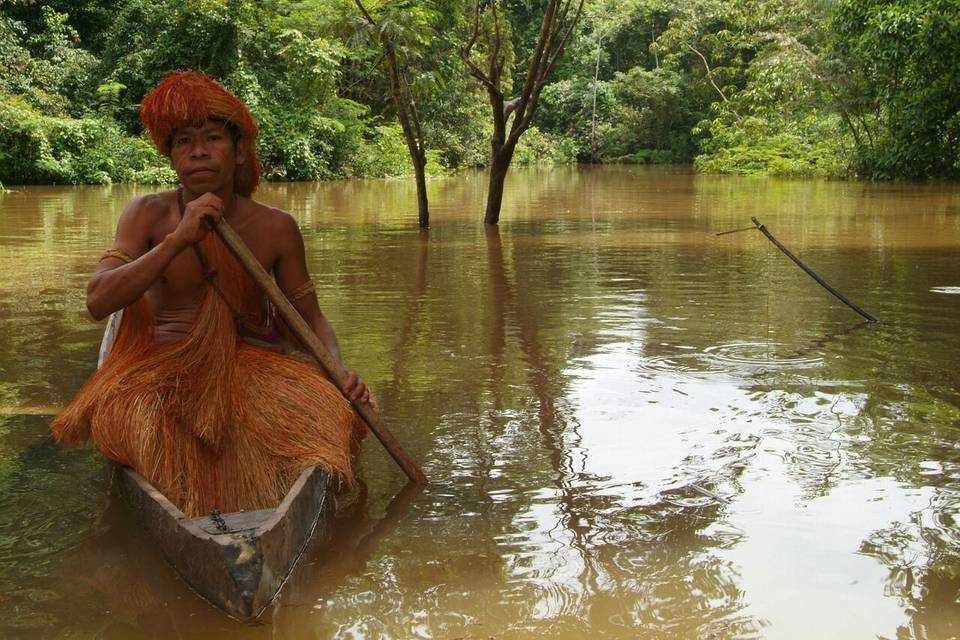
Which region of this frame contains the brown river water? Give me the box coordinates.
[1,166,959,639]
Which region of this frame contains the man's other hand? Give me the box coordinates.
[342,369,371,406]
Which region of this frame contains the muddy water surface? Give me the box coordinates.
[1,166,959,638]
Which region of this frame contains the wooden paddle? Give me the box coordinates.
[211,218,427,486]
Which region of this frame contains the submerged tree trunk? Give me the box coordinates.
[355,0,431,228]
[485,142,518,225]
[413,158,429,228]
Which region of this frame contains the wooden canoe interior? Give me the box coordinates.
[115,464,335,620]
[190,509,275,535]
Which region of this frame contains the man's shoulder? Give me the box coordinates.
[243,197,299,234]
[121,189,177,223]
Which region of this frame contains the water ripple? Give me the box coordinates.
[639,341,823,381]
[702,342,824,368]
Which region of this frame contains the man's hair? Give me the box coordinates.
[141,71,261,196]
[165,118,243,152]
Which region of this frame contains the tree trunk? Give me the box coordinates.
[484,143,517,225]
[413,155,429,228]
[591,34,602,162]
[461,0,585,225]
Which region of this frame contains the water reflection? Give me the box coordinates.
[1,168,960,638]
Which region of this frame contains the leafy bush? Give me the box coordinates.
[0,94,175,185]
[536,77,608,160]
[346,125,449,178]
[423,90,491,169]
[512,126,579,166]
[694,113,849,177]
[536,68,701,164]
[0,8,98,116]
[601,67,701,163]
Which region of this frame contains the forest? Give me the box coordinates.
[1,0,958,191]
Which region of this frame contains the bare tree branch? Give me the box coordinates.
[545,0,572,57]
[353,0,376,26]
[459,0,501,95]
[402,64,426,153]
[514,0,584,137]
[517,0,557,110]
[687,43,741,119]
[503,97,520,119]
[541,0,584,84]
[490,0,503,82]
[458,0,586,224]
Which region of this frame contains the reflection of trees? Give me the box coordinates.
[0,187,133,407]
[379,229,430,408]
[850,384,960,638]
[683,178,960,636]
[485,224,596,576]
[485,225,759,636]
[270,480,423,634]
[860,489,960,640]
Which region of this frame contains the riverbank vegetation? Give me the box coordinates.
[1,0,957,188]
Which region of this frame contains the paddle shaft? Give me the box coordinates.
[211,218,427,485]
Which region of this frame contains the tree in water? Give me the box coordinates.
[461,0,585,225]
[353,0,437,227]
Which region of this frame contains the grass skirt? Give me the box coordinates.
[52,235,365,516]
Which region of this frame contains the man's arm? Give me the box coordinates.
[273,212,371,405]
[87,192,225,320]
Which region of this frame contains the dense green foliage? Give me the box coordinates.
[0,0,957,186]
[832,0,960,178]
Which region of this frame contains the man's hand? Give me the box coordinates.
[342,369,372,406]
[172,192,224,245]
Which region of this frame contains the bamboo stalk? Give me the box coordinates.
[751,217,878,323]
[212,218,427,485]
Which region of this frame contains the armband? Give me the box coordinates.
[286,278,316,303]
[99,248,134,264]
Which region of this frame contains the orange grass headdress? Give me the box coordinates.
[140,70,261,196]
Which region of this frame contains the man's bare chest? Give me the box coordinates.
[149,213,274,301]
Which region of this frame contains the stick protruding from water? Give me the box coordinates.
[751,217,878,323]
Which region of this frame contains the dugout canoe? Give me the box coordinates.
[98,312,336,620]
[113,463,335,620]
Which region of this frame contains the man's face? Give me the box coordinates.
[169,120,245,193]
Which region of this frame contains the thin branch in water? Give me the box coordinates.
[714,225,757,236]
[751,217,878,322]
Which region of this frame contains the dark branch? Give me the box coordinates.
[352,0,376,26]
[540,0,584,88]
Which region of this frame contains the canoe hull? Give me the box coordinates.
[114,464,335,620]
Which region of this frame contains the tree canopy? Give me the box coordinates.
[1,0,957,189]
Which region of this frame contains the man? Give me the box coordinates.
[53,71,368,516]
